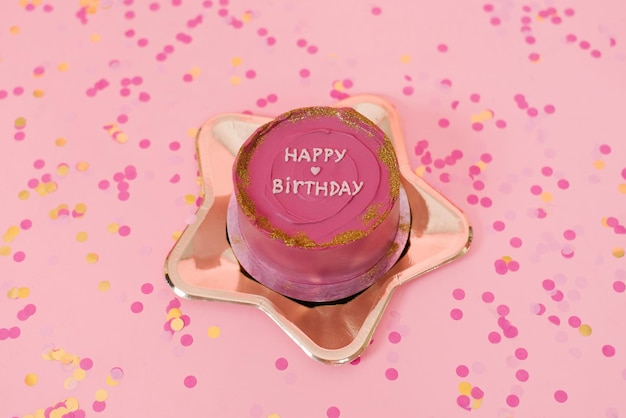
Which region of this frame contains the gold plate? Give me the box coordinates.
[164,94,472,364]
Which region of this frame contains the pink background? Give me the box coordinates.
[2,0,626,416]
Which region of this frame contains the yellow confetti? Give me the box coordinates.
[55,137,67,146]
[76,161,89,172]
[18,190,30,200]
[400,54,411,63]
[95,389,108,402]
[58,62,69,72]
[24,373,38,386]
[57,164,70,176]
[184,194,196,205]
[229,75,242,86]
[578,324,592,336]
[170,317,184,331]
[98,280,111,292]
[618,183,626,194]
[60,353,75,365]
[612,247,625,258]
[242,11,252,22]
[19,287,30,298]
[74,202,87,214]
[268,414,280,418]
[107,223,119,233]
[114,132,129,143]
[207,326,221,339]
[593,160,605,169]
[190,67,201,78]
[10,26,20,35]
[476,161,487,172]
[472,398,483,409]
[540,191,553,202]
[187,127,199,138]
[64,378,78,390]
[15,117,27,128]
[166,308,182,320]
[7,287,20,299]
[73,368,86,381]
[333,80,345,91]
[106,374,119,387]
[89,33,102,42]
[76,232,88,242]
[44,182,57,193]
[172,230,182,240]
[0,246,12,256]
[415,166,426,177]
[231,56,242,67]
[458,381,472,395]
[65,397,79,411]
[501,255,513,263]
[86,253,99,264]
[33,89,45,98]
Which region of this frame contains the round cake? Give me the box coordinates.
[227,106,409,302]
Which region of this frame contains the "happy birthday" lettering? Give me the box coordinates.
[284,147,347,163]
[272,179,364,196]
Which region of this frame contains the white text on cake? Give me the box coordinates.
[284,148,347,163]
[272,179,364,197]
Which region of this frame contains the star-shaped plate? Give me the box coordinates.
[165,94,472,364]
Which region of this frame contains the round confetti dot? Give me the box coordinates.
[141,283,154,294]
[510,237,522,248]
[118,225,131,237]
[457,395,470,409]
[456,364,469,377]
[602,345,616,357]
[180,334,194,346]
[92,400,106,412]
[13,251,26,262]
[452,288,465,300]
[24,373,38,386]
[493,220,505,231]
[86,253,99,264]
[184,375,197,388]
[612,247,624,258]
[515,347,528,360]
[554,390,568,403]
[388,331,401,344]
[95,389,108,402]
[450,308,463,320]
[516,369,529,382]
[438,118,450,128]
[76,232,88,242]
[506,394,520,407]
[488,332,501,344]
[471,386,484,399]
[385,367,398,381]
[437,43,448,52]
[110,367,124,380]
[275,357,288,370]
[326,406,341,418]
[171,317,184,331]
[613,281,625,293]
[482,291,495,303]
[371,6,382,15]
[568,316,582,328]
[98,281,111,292]
[130,301,143,313]
[80,357,94,370]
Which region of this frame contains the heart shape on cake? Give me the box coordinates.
[310,166,321,176]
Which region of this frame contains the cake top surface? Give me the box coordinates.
[233,106,400,247]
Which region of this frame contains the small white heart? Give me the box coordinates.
[310,166,321,176]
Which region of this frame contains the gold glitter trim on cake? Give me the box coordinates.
[233,106,402,248]
[362,203,384,225]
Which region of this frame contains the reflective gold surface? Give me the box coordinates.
[164,95,472,364]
